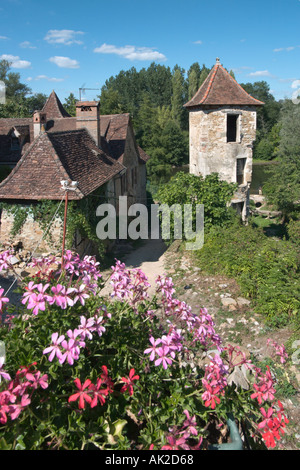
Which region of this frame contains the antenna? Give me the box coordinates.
[79,87,100,101]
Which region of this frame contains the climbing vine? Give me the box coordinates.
[0,188,106,260]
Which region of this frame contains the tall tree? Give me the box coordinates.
[171,65,186,128]
[63,93,77,117]
[263,99,300,217]
[0,59,31,100]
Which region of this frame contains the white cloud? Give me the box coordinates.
[231,66,253,74]
[27,75,64,82]
[0,36,9,40]
[273,46,299,52]
[0,54,31,69]
[278,77,297,83]
[45,29,84,46]
[248,70,274,77]
[291,79,300,89]
[20,41,37,49]
[193,40,203,45]
[49,56,79,69]
[94,43,166,61]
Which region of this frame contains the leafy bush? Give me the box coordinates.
[0,249,290,450]
[156,172,237,243]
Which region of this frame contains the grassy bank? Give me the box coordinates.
[192,217,300,329]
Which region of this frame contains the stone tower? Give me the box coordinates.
[184,58,264,220]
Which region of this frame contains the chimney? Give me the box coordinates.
[76,101,100,147]
[33,111,47,139]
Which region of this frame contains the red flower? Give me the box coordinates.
[89,378,109,408]
[68,378,92,409]
[101,365,114,393]
[120,368,140,396]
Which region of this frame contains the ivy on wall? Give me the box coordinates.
[0,189,106,259]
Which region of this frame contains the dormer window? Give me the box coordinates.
[11,136,20,150]
[227,114,239,142]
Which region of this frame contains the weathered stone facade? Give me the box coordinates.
[189,105,257,219]
[0,211,63,254]
[184,59,264,221]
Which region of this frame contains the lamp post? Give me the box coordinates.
[60,180,78,271]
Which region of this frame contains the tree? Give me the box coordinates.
[159,119,188,166]
[63,93,77,117]
[254,123,281,161]
[263,99,300,217]
[0,60,47,118]
[240,81,281,138]
[0,59,31,100]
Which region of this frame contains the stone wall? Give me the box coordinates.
[189,106,257,184]
[189,105,257,221]
[0,210,63,255]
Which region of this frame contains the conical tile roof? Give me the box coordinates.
[184,59,264,108]
[41,90,71,119]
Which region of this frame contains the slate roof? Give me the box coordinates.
[0,128,124,200]
[184,59,264,108]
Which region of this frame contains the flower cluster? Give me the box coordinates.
[251,365,276,405]
[201,354,228,410]
[144,275,222,375]
[68,367,139,410]
[0,362,48,424]
[267,339,288,364]
[250,365,289,448]
[0,288,9,314]
[110,260,150,307]
[257,401,289,448]
[161,410,202,450]
[29,255,59,281]
[21,252,103,316]
[0,250,14,272]
[68,366,114,410]
[43,310,108,365]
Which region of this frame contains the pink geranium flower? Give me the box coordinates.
[154,345,174,370]
[43,332,65,362]
[0,288,9,312]
[144,336,162,361]
[0,357,11,381]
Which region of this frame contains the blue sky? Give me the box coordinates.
[1,0,300,102]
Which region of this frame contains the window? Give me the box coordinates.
[236,158,246,185]
[227,114,239,142]
[11,137,20,151]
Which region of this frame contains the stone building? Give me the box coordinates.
[184,58,264,220]
[0,91,150,254]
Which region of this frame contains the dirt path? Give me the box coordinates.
[100,238,169,297]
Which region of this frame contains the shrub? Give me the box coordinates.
[156,172,237,244]
[194,221,300,328]
[0,249,290,450]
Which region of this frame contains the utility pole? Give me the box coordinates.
[60,180,78,270]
